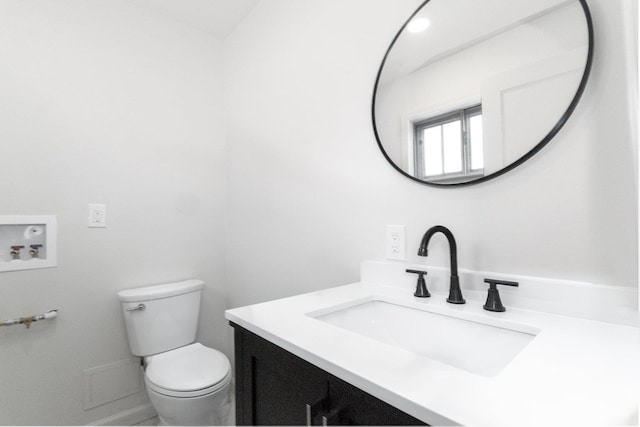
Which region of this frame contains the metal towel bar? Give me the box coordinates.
[0,309,58,329]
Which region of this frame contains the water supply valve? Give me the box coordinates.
[29,244,43,258]
[10,245,24,260]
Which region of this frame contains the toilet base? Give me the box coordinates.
[147,379,231,426]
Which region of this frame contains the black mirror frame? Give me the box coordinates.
[371,0,594,188]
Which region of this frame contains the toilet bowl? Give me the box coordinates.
[117,280,232,426]
[144,343,232,426]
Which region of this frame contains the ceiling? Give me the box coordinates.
[129,0,259,38]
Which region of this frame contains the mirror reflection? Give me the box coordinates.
[373,0,592,186]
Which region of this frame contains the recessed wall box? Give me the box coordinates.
[0,215,57,272]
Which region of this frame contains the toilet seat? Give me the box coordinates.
[145,343,231,398]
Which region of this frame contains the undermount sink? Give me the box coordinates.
[308,298,539,377]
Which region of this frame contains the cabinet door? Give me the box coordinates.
[234,325,329,425]
[330,376,426,426]
[232,324,427,426]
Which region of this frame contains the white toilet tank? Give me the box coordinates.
[117,279,204,356]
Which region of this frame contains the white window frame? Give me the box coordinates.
[413,104,484,183]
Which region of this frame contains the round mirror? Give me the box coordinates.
[372,0,593,186]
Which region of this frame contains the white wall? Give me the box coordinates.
[223,0,637,322]
[0,1,226,425]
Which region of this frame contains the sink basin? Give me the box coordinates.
[308,298,538,377]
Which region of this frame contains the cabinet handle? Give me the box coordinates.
[306,390,330,425]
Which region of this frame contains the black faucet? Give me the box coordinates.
[418,225,465,304]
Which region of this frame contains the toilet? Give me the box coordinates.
[117,279,232,426]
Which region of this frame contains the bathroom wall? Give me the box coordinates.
[0,1,226,425]
[223,0,637,319]
[0,0,635,425]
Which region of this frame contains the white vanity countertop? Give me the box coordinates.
[225,282,640,426]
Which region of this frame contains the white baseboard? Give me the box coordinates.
[88,403,157,426]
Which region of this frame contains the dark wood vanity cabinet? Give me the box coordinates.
[231,323,427,426]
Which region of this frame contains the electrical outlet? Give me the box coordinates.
[88,204,107,228]
[386,225,406,260]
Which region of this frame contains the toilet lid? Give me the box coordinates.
[145,343,231,397]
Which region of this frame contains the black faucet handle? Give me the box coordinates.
[406,269,427,277]
[483,278,519,312]
[484,278,519,287]
[406,269,430,298]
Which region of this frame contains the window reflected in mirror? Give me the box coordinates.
[414,105,483,183]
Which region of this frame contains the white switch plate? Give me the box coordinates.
[88,204,107,228]
[386,225,406,260]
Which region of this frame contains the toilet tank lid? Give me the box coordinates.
[117,279,204,302]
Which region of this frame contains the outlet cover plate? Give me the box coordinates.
[386,225,406,260]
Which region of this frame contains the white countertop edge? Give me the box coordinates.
[226,281,640,426]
